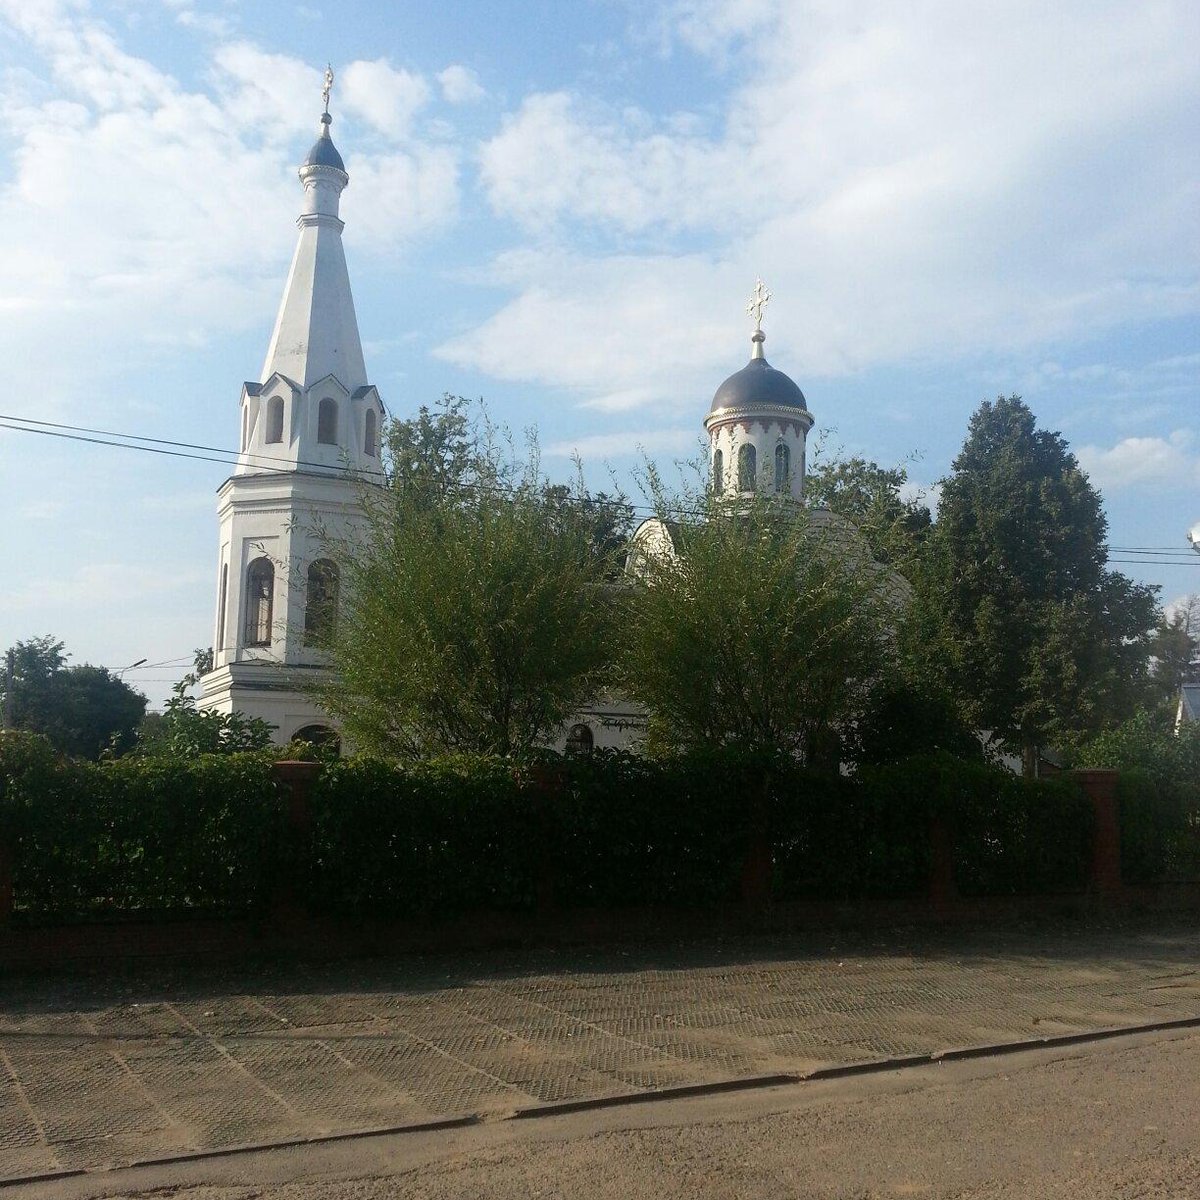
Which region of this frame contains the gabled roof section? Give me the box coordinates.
[306,372,352,398]
[256,372,301,396]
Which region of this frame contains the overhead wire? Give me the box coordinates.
[3,413,1198,565]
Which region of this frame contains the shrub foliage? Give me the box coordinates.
[0,736,1141,920]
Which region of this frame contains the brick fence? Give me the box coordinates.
[1,763,1196,969]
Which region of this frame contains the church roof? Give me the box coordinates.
[708,331,808,415]
[303,114,346,172]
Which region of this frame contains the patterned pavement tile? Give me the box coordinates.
[2,921,1200,1174]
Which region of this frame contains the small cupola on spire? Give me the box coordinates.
[304,111,346,172]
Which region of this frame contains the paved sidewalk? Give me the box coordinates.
[2,920,1199,1179]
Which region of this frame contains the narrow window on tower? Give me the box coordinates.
[244,557,274,648]
[318,398,337,445]
[738,443,757,491]
[775,442,790,493]
[364,408,378,457]
[266,396,285,444]
[216,562,228,654]
[712,448,724,495]
[241,406,248,452]
[304,559,339,644]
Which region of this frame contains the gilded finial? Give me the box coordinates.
[322,64,334,115]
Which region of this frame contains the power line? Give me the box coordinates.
[0,413,660,514]
[4,414,1199,554]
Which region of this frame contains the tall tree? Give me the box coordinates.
[805,452,932,569]
[1,636,147,758]
[318,410,619,759]
[921,396,1158,775]
[619,495,896,760]
[1148,594,1200,707]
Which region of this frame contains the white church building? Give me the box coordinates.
[199,90,834,749]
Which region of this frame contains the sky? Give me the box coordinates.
[0,0,1197,709]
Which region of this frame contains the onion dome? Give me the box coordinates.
[708,329,807,415]
[303,112,345,171]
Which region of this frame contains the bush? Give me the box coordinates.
[305,755,537,916]
[0,741,1117,919]
[1118,768,1200,883]
[557,748,756,907]
[4,747,280,918]
[1077,715,1200,883]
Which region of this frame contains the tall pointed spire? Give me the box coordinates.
[259,67,367,391]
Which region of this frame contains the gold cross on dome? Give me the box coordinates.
[747,277,771,331]
[322,64,334,113]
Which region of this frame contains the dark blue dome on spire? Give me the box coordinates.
[303,113,345,171]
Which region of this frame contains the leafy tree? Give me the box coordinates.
[805,450,932,569]
[618,494,896,760]
[1,636,147,759]
[382,393,492,507]
[1148,594,1200,707]
[919,396,1158,776]
[132,649,275,756]
[318,420,619,759]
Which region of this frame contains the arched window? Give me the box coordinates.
[318,398,337,445]
[304,559,339,644]
[774,442,790,493]
[241,406,248,452]
[712,448,724,495]
[565,723,594,756]
[244,557,274,648]
[216,562,228,653]
[364,408,378,457]
[293,724,341,755]
[266,396,285,444]
[738,443,757,492]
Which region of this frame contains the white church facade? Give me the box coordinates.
[198,89,832,750]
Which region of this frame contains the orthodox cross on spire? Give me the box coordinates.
[746,277,772,332]
[321,64,334,114]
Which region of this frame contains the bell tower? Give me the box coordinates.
[199,69,384,745]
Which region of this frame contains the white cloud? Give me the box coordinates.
[544,427,700,459]
[481,92,737,233]
[212,42,322,136]
[343,146,460,247]
[438,249,741,412]
[340,58,430,138]
[460,0,1200,412]
[0,7,460,418]
[437,64,484,105]
[1077,430,1199,491]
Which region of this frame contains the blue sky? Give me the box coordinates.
[0,0,1197,708]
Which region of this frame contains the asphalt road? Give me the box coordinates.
[27,1027,1200,1199]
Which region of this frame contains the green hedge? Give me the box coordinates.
[1,733,279,918]
[305,755,537,916]
[0,735,1139,920]
[1118,768,1200,883]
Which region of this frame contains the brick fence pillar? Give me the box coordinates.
[928,815,958,912]
[271,760,321,921]
[1073,768,1123,897]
